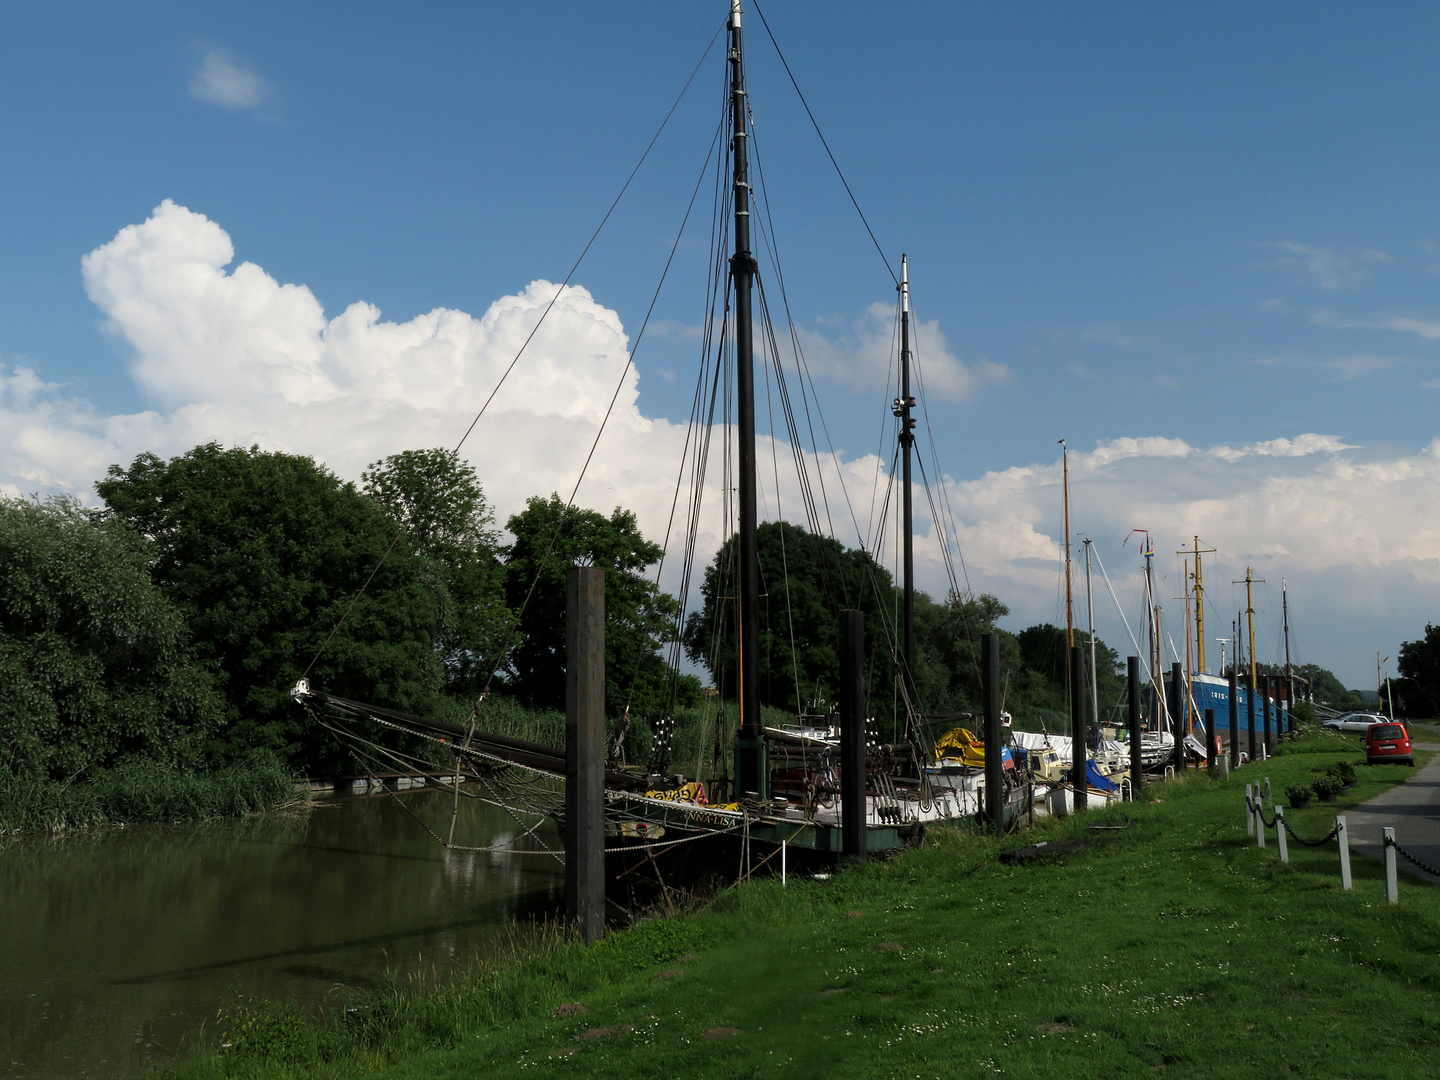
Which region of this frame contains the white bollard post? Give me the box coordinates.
[1383,827,1398,904]
[1263,777,1272,805]
[1257,805,1266,848]
[1245,784,1255,835]
[1276,806,1289,863]
[781,839,788,887]
[1337,815,1352,890]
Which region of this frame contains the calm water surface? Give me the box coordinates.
[0,789,564,1079]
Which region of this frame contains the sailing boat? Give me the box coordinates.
[295,1,1008,882]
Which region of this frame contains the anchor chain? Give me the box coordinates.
[1385,834,1440,878]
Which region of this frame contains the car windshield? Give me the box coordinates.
[1369,724,1405,740]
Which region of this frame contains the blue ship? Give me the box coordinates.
[1163,671,1289,741]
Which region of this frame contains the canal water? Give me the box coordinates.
[0,788,564,1079]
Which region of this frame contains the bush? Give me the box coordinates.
[1326,761,1357,784]
[1285,782,1314,806]
[1312,774,1343,798]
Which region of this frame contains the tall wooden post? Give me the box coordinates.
[1170,662,1185,772]
[1127,656,1143,794]
[1070,644,1087,811]
[982,633,1003,831]
[565,567,605,944]
[1228,668,1240,768]
[1204,708,1217,774]
[839,610,866,857]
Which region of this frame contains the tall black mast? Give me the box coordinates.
[895,255,917,730]
[729,0,767,798]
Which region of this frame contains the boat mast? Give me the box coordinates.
[1191,536,1215,673]
[1282,577,1292,705]
[728,0,766,798]
[1061,440,1073,649]
[897,255,916,729]
[1236,567,1263,741]
[1083,538,1098,741]
[1181,557,1192,733]
[1143,531,1158,729]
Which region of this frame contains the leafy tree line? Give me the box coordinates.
[2,443,692,783]
[17,438,1330,791]
[1396,623,1440,718]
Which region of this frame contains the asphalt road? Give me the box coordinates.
[1340,722,1440,885]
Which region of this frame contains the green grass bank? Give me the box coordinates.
[164,731,1440,1080]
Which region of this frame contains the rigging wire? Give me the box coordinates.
[300,23,725,683]
[749,0,897,286]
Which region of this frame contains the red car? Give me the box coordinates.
[1365,721,1413,767]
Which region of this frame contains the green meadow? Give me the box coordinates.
[165,731,1440,1080]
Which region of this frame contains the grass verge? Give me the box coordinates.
[162,732,1440,1080]
[0,751,300,832]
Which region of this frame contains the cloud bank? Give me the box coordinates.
[3,201,1436,685]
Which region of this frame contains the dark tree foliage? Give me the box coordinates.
[0,496,224,779]
[97,444,443,772]
[1268,662,1362,709]
[362,449,514,695]
[910,590,1015,717]
[1396,624,1440,718]
[683,521,898,715]
[502,494,685,717]
[1005,622,1125,725]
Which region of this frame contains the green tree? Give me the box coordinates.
[911,590,1015,718]
[1007,622,1126,728]
[683,521,897,718]
[97,444,443,771]
[502,494,683,717]
[1285,663,1362,710]
[1396,624,1440,718]
[361,448,514,695]
[0,496,223,779]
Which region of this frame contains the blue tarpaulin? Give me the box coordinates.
[1085,758,1118,792]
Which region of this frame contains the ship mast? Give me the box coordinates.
[1282,577,1292,704]
[1083,538,1098,741]
[1189,537,1215,673]
[896,255,916,729]
[1061,440,1074,649]
[1236,567,1264,743]
[728,0,766,797]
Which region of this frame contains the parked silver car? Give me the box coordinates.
[1322,712,1389,734]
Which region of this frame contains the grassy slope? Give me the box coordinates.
[168,732,1440,1080]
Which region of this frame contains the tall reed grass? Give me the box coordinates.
[0,752,299,833]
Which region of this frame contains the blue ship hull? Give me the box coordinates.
[1163,672,1289,739]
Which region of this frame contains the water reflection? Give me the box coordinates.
[0,788,563,1079]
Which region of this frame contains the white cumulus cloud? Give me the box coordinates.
[795,302,1009,403]
[2,201,1436,687]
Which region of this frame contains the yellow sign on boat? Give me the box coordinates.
[644,781,709,805]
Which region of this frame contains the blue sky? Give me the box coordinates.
[4,2,1439,691]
